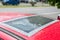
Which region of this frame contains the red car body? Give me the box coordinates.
[0,12,60,40]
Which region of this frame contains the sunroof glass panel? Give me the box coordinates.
[4,16,54,33]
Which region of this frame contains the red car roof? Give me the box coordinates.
[0,13,60,40]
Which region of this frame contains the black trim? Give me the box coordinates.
[0,27,25,40]
[0,37,4,40]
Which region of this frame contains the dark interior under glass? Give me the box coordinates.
[4,16,54,33]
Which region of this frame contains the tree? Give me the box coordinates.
[48,0,60,8]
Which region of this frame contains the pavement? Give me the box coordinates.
[0,7,60,13]
[0,2,60,20]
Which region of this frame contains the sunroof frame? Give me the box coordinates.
[0,15,58,37]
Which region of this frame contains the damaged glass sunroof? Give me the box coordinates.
[3,16,54,33]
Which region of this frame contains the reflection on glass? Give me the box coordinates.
[4,16,54,33]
